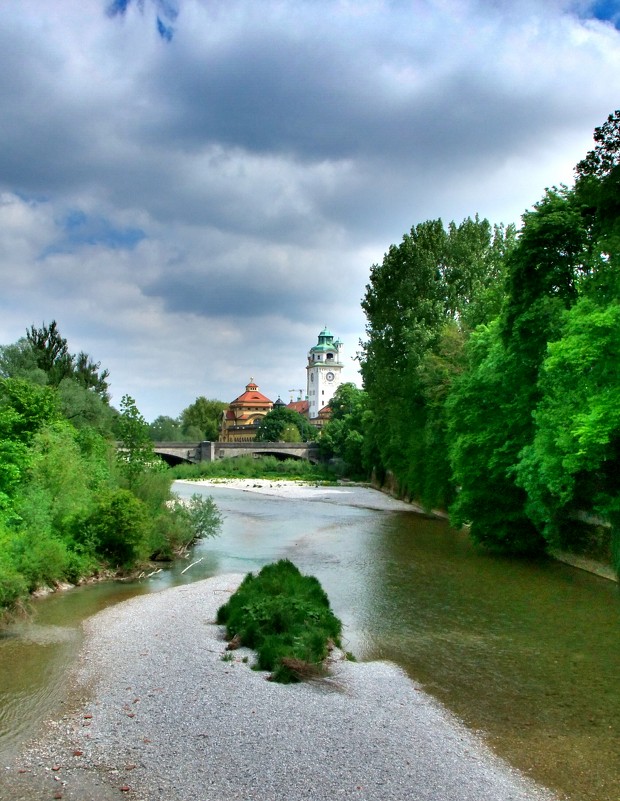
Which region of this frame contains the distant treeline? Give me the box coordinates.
[320,111,620,575]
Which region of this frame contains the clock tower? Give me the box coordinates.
[306,327,343,419]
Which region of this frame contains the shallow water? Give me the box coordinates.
[1,483,618,801]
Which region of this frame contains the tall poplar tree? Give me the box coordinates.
[360,216,513,507]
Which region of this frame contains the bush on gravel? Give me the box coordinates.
[216,559,342,683]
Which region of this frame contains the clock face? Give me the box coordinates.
[326,371,335,382]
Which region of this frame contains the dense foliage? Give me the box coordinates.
[148,397,227,442]
[255,405,315,442]
[216,559,343,683]
[0,324,221,616]
[318,382,370,477]
[344,111,620,574]
[360,215,514,509]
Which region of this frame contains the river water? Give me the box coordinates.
[1,482,618,801]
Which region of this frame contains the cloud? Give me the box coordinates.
[0,1,618,419]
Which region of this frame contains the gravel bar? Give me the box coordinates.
[1,574,558,801]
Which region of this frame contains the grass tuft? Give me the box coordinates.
[216,559,343,683]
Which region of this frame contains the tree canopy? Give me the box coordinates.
[255,406,315,442]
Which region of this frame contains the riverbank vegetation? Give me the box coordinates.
[320,111,620,576]
[216,559,343,683]
[169,455,335,483]
[0,324,221,617]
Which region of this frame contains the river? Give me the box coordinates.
[1,482,618,801]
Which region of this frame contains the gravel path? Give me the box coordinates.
[1,575,558,801]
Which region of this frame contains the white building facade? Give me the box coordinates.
[306,327,343,420]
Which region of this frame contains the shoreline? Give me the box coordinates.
[1,574,558,801]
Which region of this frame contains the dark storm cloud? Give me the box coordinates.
[139,13,541,167]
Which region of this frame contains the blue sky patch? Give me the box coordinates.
[107,0,177,38]
[42,210,146,256]
[580,0,620,28]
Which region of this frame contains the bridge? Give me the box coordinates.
[153,440,321,466]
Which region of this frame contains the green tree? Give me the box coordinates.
[83,489,150,566]
[72,351,111,400]
[255,406,315,442]
[0,340,47,385]
[180,397,227,440]
[0,378,59,512]
[360,215,511,503]
[448,188,590,554]
[319,383,369,477]
[148,415,184,441]
[26,321,73,386]
[57,378,115,434]
[447,323,544,554]
[116,395,159,487]
[24,321,110,399]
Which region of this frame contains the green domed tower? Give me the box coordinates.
[306,327,343,419]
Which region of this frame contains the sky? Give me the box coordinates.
[1,0,619,422]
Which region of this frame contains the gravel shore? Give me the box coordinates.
[1,574,558,801]
[174,478,426,513]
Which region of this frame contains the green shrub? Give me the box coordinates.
[149,494,222,559]
[0,558,28,608]
[130,469,174,515]
[9,529,72,591]
[216,559,343,683]
[83,489,150,567]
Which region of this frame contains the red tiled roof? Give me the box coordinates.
[287,400,309,415]
[230,380,273,407]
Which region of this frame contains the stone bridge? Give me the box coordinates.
[153,440,321,466]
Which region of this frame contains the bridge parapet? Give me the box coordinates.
[152,440,320,465]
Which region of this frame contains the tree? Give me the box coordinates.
[255,406,315,442]
[26,320,73,386]
[72,351,111,400]
[448,188,590,554]
[83,489,150,566]
[360,215,512,502]
[148,415,184,441]
[57,378,115,434]
[180,397,227,440]
[0,340,47,385]
[25,321,110,399]
[576,109,620,179]
[447,323,545,554]
[319,383,369,477]
[0,378,59,516]
[116,395,159,487]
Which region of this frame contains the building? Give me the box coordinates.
[219,379,273,442]
[219,328,344,442]
[306,327,343,420]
